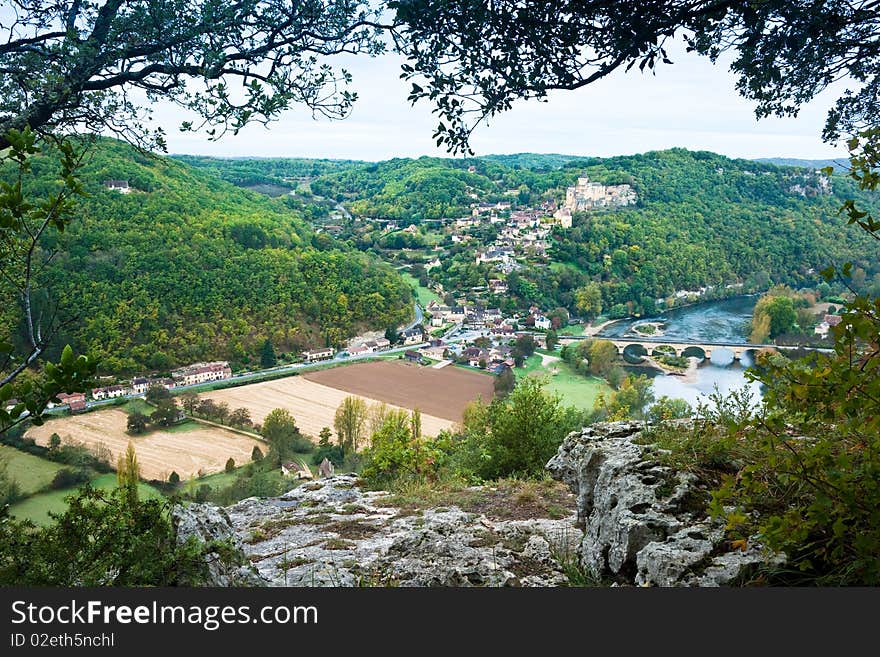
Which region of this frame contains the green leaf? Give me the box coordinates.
[60,344,74,367]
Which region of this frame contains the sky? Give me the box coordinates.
[153,39,851,163]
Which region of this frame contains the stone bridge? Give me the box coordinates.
[559,336,826,362]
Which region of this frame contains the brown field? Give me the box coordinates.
[27,409,265,481]
[199,362,488,440]
[305,360,495,422]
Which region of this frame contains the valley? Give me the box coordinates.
[3,143,877,552]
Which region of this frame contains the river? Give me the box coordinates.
[597,296,765,408]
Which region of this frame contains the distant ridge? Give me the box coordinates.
[752,157,849,173]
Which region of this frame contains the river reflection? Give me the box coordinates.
[598,296,764,405]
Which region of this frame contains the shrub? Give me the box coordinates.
[50,468,91,490]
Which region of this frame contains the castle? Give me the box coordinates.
[562,175,637,211]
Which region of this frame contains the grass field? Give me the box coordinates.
[190,469,240,490]
[122,398,153,415]
[515,354,610,411]
[557,324,586,336]
[0,445,65,495]
[400,271,442,307]
[9,474,164,527]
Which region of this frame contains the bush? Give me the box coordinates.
[312,442,344,467]
[50,468,91,490]
[0,486,228,585]
[463,378,571,480]
[225,458,235,473]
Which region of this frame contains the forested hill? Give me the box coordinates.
[7,140,412,375]
[186,149,880,313]
[752,157,849,172]
[547,149,880,314]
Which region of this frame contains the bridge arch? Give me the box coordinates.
[681,346,707,360]
[709,347,736,365]
[622,343,648,363]
[651,344,681,358]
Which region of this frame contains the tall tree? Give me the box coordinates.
[260,339,277,369]
[334,396,368,457]
[116,441,141,506]
[127,412,149,435]
[575,283,603,321]
[150,399,180,427]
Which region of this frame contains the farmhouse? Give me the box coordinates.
[281,460,314,480]
[815,313,844,338]
[57,392,87,413]
[401,327,426,345]
[91,385,127,400]
[404,350,422,363]
[301,347,335,363]
[172,361,232,386]
[347,345,369,356]
[130,377,150,395]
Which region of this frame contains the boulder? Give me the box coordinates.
[547,421,783,586]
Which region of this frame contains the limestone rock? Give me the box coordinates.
[183,474,581,587]
[172,502,267,586]
[547,421,782,586]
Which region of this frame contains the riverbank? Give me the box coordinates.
[630,356,700,383]
[595,293,761,338]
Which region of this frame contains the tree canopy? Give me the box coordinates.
[0,0,392,150]
[394,0,880,152]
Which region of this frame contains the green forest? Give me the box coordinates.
[16,143,880,377]
[301,149,880,316]
[2,140,412,375]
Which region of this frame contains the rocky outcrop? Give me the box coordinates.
[179,474,581,587]
[547,421,783,586]
[172,503,267,586]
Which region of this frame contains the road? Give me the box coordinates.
[403,301,424,332]
[54,342,431,415]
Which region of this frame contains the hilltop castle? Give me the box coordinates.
[563,175,637,211]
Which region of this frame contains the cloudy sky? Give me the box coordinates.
[155,39,851,163]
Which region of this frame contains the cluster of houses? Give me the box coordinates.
[70,361,233,411]
[401,337,518,375]
[465,209,557,271]
[306,326,428,362]
[425,300,553,335]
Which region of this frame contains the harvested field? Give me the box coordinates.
[199,365,477,440]
[304,360,494,422]
[27,409,264,481]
